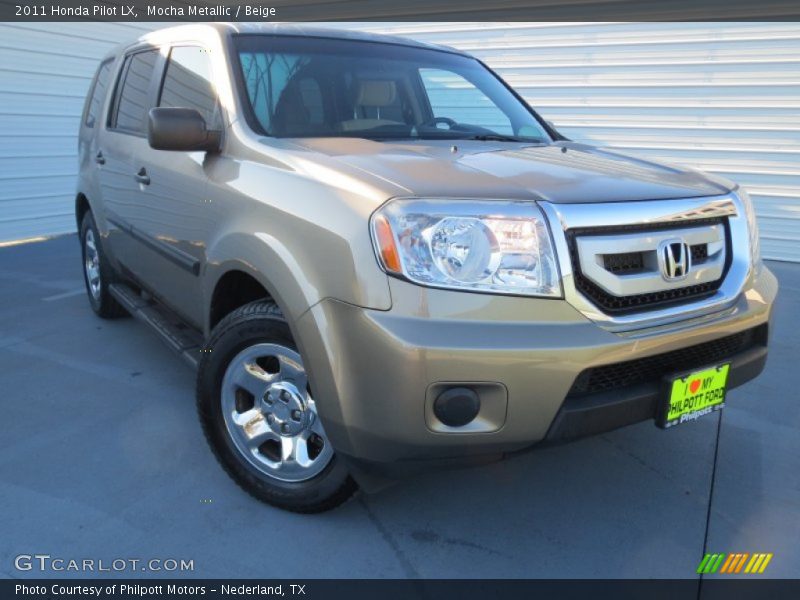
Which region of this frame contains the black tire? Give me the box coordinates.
[80,211,128,319]
[196,300,357,513]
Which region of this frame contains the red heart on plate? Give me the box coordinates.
[689,379,701,394]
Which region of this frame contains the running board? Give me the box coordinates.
[109,283,203,369]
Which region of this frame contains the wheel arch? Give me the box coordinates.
[208,269,276,332]
[203,232,320,341]
[75,193,92,230]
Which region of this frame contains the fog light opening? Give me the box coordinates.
[433,387,481,427]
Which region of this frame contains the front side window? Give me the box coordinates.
[159,46,220,127]
[234,35,549,142]
[84,60,113,127]
[113,49,159,134]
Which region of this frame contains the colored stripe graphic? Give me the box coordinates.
[725,553,747,573]
[720,554,736,573]
[734,553,749,573]
[701,554,726,574]
[752,554,765,573]
[745,554,760,573]
[759,553,773,573]
[711,554,725,573]
[699,554,722,574]
[697,554,713,574]
[700,552,776,574]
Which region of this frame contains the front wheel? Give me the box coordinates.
[196,301,357,512]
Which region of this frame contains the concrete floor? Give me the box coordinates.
[0,235,797,580]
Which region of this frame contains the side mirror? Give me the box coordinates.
[147,107,220,153]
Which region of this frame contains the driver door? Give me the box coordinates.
[132,45,222,328]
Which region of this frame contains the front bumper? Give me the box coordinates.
[295,263,777,470]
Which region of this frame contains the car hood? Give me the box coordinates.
[285,138,733,203]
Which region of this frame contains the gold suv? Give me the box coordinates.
[76,24,777,511]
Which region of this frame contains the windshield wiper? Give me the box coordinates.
[465,134,527,142]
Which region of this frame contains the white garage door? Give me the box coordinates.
[1,22,799,262]
[0,22,159,241]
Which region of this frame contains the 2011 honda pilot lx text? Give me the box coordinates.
[76,24,777,512]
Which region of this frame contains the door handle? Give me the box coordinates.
[95,151,105,165]
[134,167,150,186]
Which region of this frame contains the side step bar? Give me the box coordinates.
[109,283,203,369]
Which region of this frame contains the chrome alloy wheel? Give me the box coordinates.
[221,343,334,482]
[84,228,101,300]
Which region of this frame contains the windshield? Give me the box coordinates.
[233,34,550,142]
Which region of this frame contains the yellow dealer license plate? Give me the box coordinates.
[658,364,730,429]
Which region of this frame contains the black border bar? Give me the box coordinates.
[6,579,800,600]
[1,0,800,21]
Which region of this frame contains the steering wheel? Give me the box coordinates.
[422,116,458,129]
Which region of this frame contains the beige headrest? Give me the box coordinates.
[356,80,397,107]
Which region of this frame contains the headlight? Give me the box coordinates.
[737,187,761,266]
[370,199,561,297]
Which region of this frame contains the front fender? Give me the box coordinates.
[204,232,316,338]
[204,234,373,454]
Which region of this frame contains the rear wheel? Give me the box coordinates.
[196,301,357,512]
[80,211,127,318]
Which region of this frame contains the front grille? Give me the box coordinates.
[567,218,730,314]
[691,244,709,263]
[573,274,720,313]
[602,244,706,276]
[568,325,766,397]
[603,251,644,274]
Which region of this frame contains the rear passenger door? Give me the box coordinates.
[96,48,162,281]
[132,45,221,328]
[78,58,114,223]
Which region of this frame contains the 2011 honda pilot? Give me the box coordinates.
[76,24,777,512]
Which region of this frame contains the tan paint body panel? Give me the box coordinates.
[201,122,398,333]
[289,138,733,203]
[297,266,776,462]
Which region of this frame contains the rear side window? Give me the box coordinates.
[84,60,113,127]
[112,49,159,134]
[159,46,219,127]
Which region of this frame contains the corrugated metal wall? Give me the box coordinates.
[0,22,798,261]
[0,22,157,241]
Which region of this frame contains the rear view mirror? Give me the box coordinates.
[147,107,221,153]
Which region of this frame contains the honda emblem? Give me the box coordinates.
[658,239,691,281]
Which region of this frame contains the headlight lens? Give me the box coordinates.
[371,199,561,297]
[737,187,761,266]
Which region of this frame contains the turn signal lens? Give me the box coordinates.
[373,214,402,273]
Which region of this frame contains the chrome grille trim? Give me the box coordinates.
[575,223,726,297]
[540,193,751,333]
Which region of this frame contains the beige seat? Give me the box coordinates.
[340,80,404,132]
